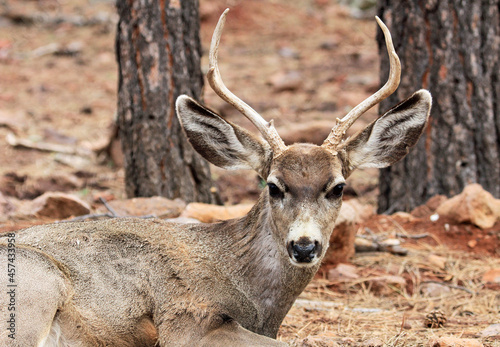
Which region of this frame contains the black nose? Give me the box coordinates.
[287,238,321,263]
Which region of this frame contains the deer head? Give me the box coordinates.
[176,9,431,268]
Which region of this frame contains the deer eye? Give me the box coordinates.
[326,183,345,200]
[267,183,284,199]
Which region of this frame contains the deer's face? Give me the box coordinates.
[266,145,345,267]
[176,9,432,272]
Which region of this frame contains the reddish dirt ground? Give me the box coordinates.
[0,0,499,346]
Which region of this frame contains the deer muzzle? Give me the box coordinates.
[287,237,322,264]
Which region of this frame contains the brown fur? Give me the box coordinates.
[0,90,430,346]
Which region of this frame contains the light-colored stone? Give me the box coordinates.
[426,195,448,211]
[482,268,500,284]
[428,254,447,270]
[420,282,451,297]
[479,323,500,338]
[108,197,186,218]
[428,337,484,347]
[327,263,359,281]
[467,239,477,248]
[436,184,500,229]
[391,211,416,223]
[30,192,90,219]
[368,275,406,287]
[0,192,14,216]
[181,203,253,223]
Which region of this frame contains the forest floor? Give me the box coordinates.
[0,0,499,346]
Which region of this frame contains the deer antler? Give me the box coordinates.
[207,9,287,156]
[322,16,401,154]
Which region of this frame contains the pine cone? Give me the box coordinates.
[424,309,447,328]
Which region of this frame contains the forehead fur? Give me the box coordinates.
[271,144,342,181]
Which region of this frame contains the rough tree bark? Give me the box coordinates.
[116,0,218,203]
[377,0,500,213]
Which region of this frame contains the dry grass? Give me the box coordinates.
[278,245,500,346]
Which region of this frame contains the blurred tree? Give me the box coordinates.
[377,0,499,213]
[115,0,219,203]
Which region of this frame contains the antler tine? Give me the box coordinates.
[206,9,287,155]
[322,16,401,154]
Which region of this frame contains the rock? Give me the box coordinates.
[368,275,406,287]
[428,337,484,347]
[359,275,406,296]
[277,47,299,59]
[0,172,82,199]
[269,71,302,92]
[411,195,456,218]
[467,239,477,248]
[402,320,412,330]
[327,263,359,281]
[0,192,15,216]
[107,197,186,218]
[0,192,16,222]
[411,204,433,218]
[30,192,90,219]
[435,184,500,229]
[479,323,500,338]
[482,268,500,284]
[420,282,451,297]
[325,199,373,265]
[0,109,26,133]
[428,255,447,270]
[426,195,448,211]
[181,203,253,223]
[348,199,375,222]
[391,211,416,223]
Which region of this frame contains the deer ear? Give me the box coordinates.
[343,90,432,170]
[176,95,273,177]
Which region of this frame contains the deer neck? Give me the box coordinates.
[211,193,318,335]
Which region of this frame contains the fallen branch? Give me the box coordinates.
[1,11,117,27]
[355,234,409,256]
[396,232,429,239]
[6,132,93,157]
[31,42,84,58]
[99,197,120,217]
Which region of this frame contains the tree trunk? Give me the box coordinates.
[116,0,219,203]
[377,0,500,213]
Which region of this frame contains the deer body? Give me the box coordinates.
[0,10,432,347]
[1,196,316,346]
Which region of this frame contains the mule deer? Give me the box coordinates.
[0,9,431,346]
